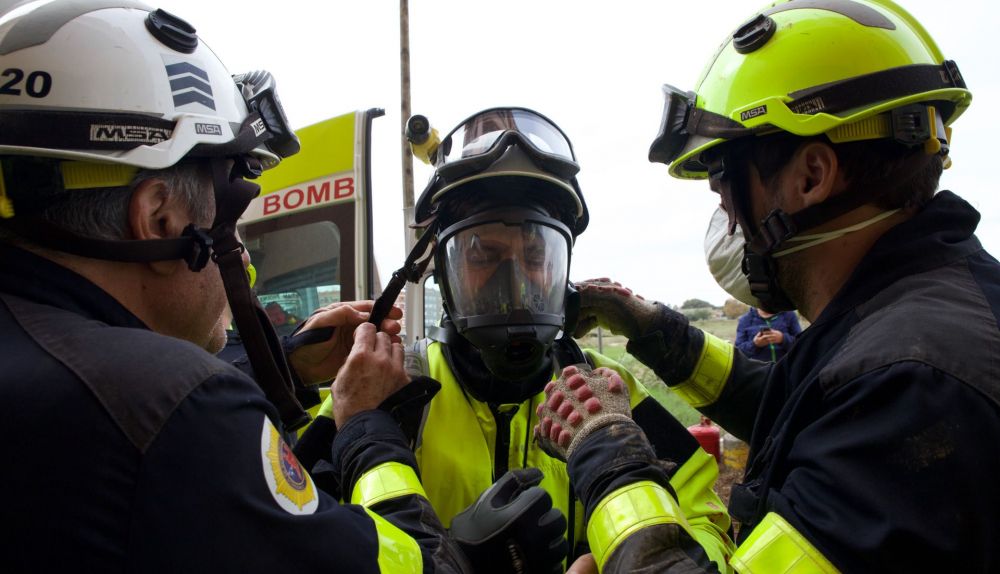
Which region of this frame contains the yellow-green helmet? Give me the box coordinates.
[649,0,972,179]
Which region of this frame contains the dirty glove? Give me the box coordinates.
[450,468,568,574]
[571,278,663,340]
[534,364,632,461]
[573,278,709,387]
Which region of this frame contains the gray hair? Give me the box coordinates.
[40,162,214,240]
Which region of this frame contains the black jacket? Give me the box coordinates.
[0,245,466,573]
[709,191,1000,572]
[590,191,1000,572]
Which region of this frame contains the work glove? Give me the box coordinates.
[533,364,632,461]
[450,468,568,574]
[572,278,707,386]
[571,278,662,340]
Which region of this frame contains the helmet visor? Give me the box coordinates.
[441,219,569,324]
[436,108,578,179]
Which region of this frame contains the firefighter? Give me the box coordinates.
[300,107,735,572]
[544,0,1000,571]
[0,2,469,572]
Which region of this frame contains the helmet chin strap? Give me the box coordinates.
[207,158,310,431]
[0,156,310,430]
[718,148,937,313]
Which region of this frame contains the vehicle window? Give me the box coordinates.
[246,221,342,337]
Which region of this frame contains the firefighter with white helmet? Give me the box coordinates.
[538,1,1000,572]
[0,2,469,571]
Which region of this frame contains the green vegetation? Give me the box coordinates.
[693,318,738,342]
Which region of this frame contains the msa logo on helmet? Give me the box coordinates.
[251,118,267,137]
[740,105,768,122]
[164,61,216,111]
[90,124,173,144]
[195,123,223,136]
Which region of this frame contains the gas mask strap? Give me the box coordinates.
[369,219,440,328]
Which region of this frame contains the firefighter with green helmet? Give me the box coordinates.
[535,0,1000,572]
[299,107,736,572]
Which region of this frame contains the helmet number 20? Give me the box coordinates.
[0,68,52,98]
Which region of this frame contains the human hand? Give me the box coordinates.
[534,364,632,461]
[752,330,770,348]
[766,330,784,345]
[288,301,403,385]
[571,278,663,339]
[451,468,568,574]
[331,322,409,427]
[566,553,597,574]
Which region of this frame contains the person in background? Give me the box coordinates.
[734,307,802,362]
[265,301,300,336]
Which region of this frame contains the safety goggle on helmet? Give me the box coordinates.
[435,107,578,178]
[649,0,972,180]
[413,107,588,237]
[0,2,298,174]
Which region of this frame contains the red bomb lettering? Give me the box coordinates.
[262,177,354,216]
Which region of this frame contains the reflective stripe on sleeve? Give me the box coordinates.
[731,512,840,574]
[670,332,734,407]
[586,481,692,570]
[363,507,424,573]
[351,462,427,508]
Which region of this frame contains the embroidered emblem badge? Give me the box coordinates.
[260,415,318,514]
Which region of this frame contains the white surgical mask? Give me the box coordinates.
[704,205,901,306]
[704,206,762,308]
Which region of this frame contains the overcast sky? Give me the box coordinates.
[160,0,998,307]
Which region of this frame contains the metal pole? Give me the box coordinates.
[400,0,415,252]
[399,0,420,342]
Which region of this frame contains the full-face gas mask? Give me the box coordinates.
[370,107,587,388]
[437,205,572,381]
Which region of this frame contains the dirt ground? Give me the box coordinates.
[715,462,743,507]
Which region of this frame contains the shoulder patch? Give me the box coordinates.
[260,415,317,515]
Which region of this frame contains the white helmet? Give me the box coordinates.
[0,1,310,430]
[0,0,297,170]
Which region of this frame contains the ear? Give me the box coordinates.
[783,141,841,210]
[127,177,194,275]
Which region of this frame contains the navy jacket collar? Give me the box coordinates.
[813,190,983,327]
[0,244,148,330]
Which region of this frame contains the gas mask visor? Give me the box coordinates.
[438,209,571,332]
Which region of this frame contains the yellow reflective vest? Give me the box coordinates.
[410,340,735,572]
